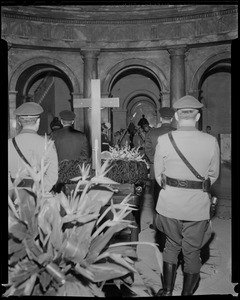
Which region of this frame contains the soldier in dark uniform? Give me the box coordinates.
[154,96,220,296]
[145,107,175,229]
[138,114,149,129]
[51,110,90,162]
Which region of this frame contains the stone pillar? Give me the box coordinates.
[71,92,84,131]
[9,91,18,138]
[168,46,188,106]
[79,48,100,143]
[161,91,170,108]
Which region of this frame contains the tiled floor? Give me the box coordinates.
[132,187,238,297]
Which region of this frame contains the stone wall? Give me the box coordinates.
[1,5,237,138]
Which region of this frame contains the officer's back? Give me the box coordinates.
[51,110,90,162]
[8,102,58,192]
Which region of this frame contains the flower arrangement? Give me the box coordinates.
[6,138,161,297]
[102,145,149,185]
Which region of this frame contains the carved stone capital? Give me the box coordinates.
[80,48,100,60]
[168,46,188,57]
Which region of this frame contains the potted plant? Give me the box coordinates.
[6,139,161,297]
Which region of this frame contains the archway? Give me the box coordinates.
[9,57,80,136]
[101,58,167,136]
[15,64,74,135]
[191,53,231,201]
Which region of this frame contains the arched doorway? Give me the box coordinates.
[8,57,81,137]
[198,58,231,201]
[15,64,74,135]
[103,67,164,137]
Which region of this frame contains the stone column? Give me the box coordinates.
[9,91,18,138]
[161,91,170,108]
[168,46,188,106]
[79,48,100,143]
[71,92,83,131]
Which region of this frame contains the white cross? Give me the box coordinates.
[73,79,119,172]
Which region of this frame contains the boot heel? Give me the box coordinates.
[181,272,200,296]
[156,262,177,297]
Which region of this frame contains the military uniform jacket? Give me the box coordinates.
[154,127,220,221]
[8,129,58,192]
[51,126,90,162]
[145,123,176,179]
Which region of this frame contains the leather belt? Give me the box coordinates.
[166,176,204,190]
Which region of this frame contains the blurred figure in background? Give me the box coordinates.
[101,122,112,151]
[138,114,149,129]
[50,116,63,134]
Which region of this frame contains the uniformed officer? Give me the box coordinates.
[154,95,220,296]
[145,107,176,229]
[8,102,58,192]
[51,110,90,162]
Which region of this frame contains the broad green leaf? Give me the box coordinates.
[61,238,88,263]
[38,252,52,265]
[9,223,30,241]
[90,176,119,186]
[106,245,137,258]
[8,239,24,255]
[9,248,27,264]
[38,270,52,292]
[86,223,128,264]
[97,252,137,273]
[74,263,94,281]
[57,277,94,297]
[23,273,37,295]
[88,282,105,297]
[11,270,31,285]
[87,263,130,282]
[62,213,98,224]
[58,191,71,214]
[87,188,114,207]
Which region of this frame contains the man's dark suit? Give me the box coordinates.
[145,123,176,179]
[51,126,90,162]
[145,123,176,216]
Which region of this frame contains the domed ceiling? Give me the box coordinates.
[1,4,237,22]
[1,4,238,50]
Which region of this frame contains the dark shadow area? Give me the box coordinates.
[200,232,216,265]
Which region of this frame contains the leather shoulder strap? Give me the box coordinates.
[12,137,31,167]
[168,131,204,180]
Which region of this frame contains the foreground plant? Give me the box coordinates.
[6,140,162,296]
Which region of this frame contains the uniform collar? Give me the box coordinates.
[20,128,38,134]
[177,126,198,131]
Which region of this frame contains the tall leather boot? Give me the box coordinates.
[156,262,177,297]
[181,272,200,296]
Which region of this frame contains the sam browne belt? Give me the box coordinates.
[164,175,210,191]
[163,132,211,192]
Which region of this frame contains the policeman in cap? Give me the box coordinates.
[8,102,58,192]
[154,95,220,296]
[145,107,176,229]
